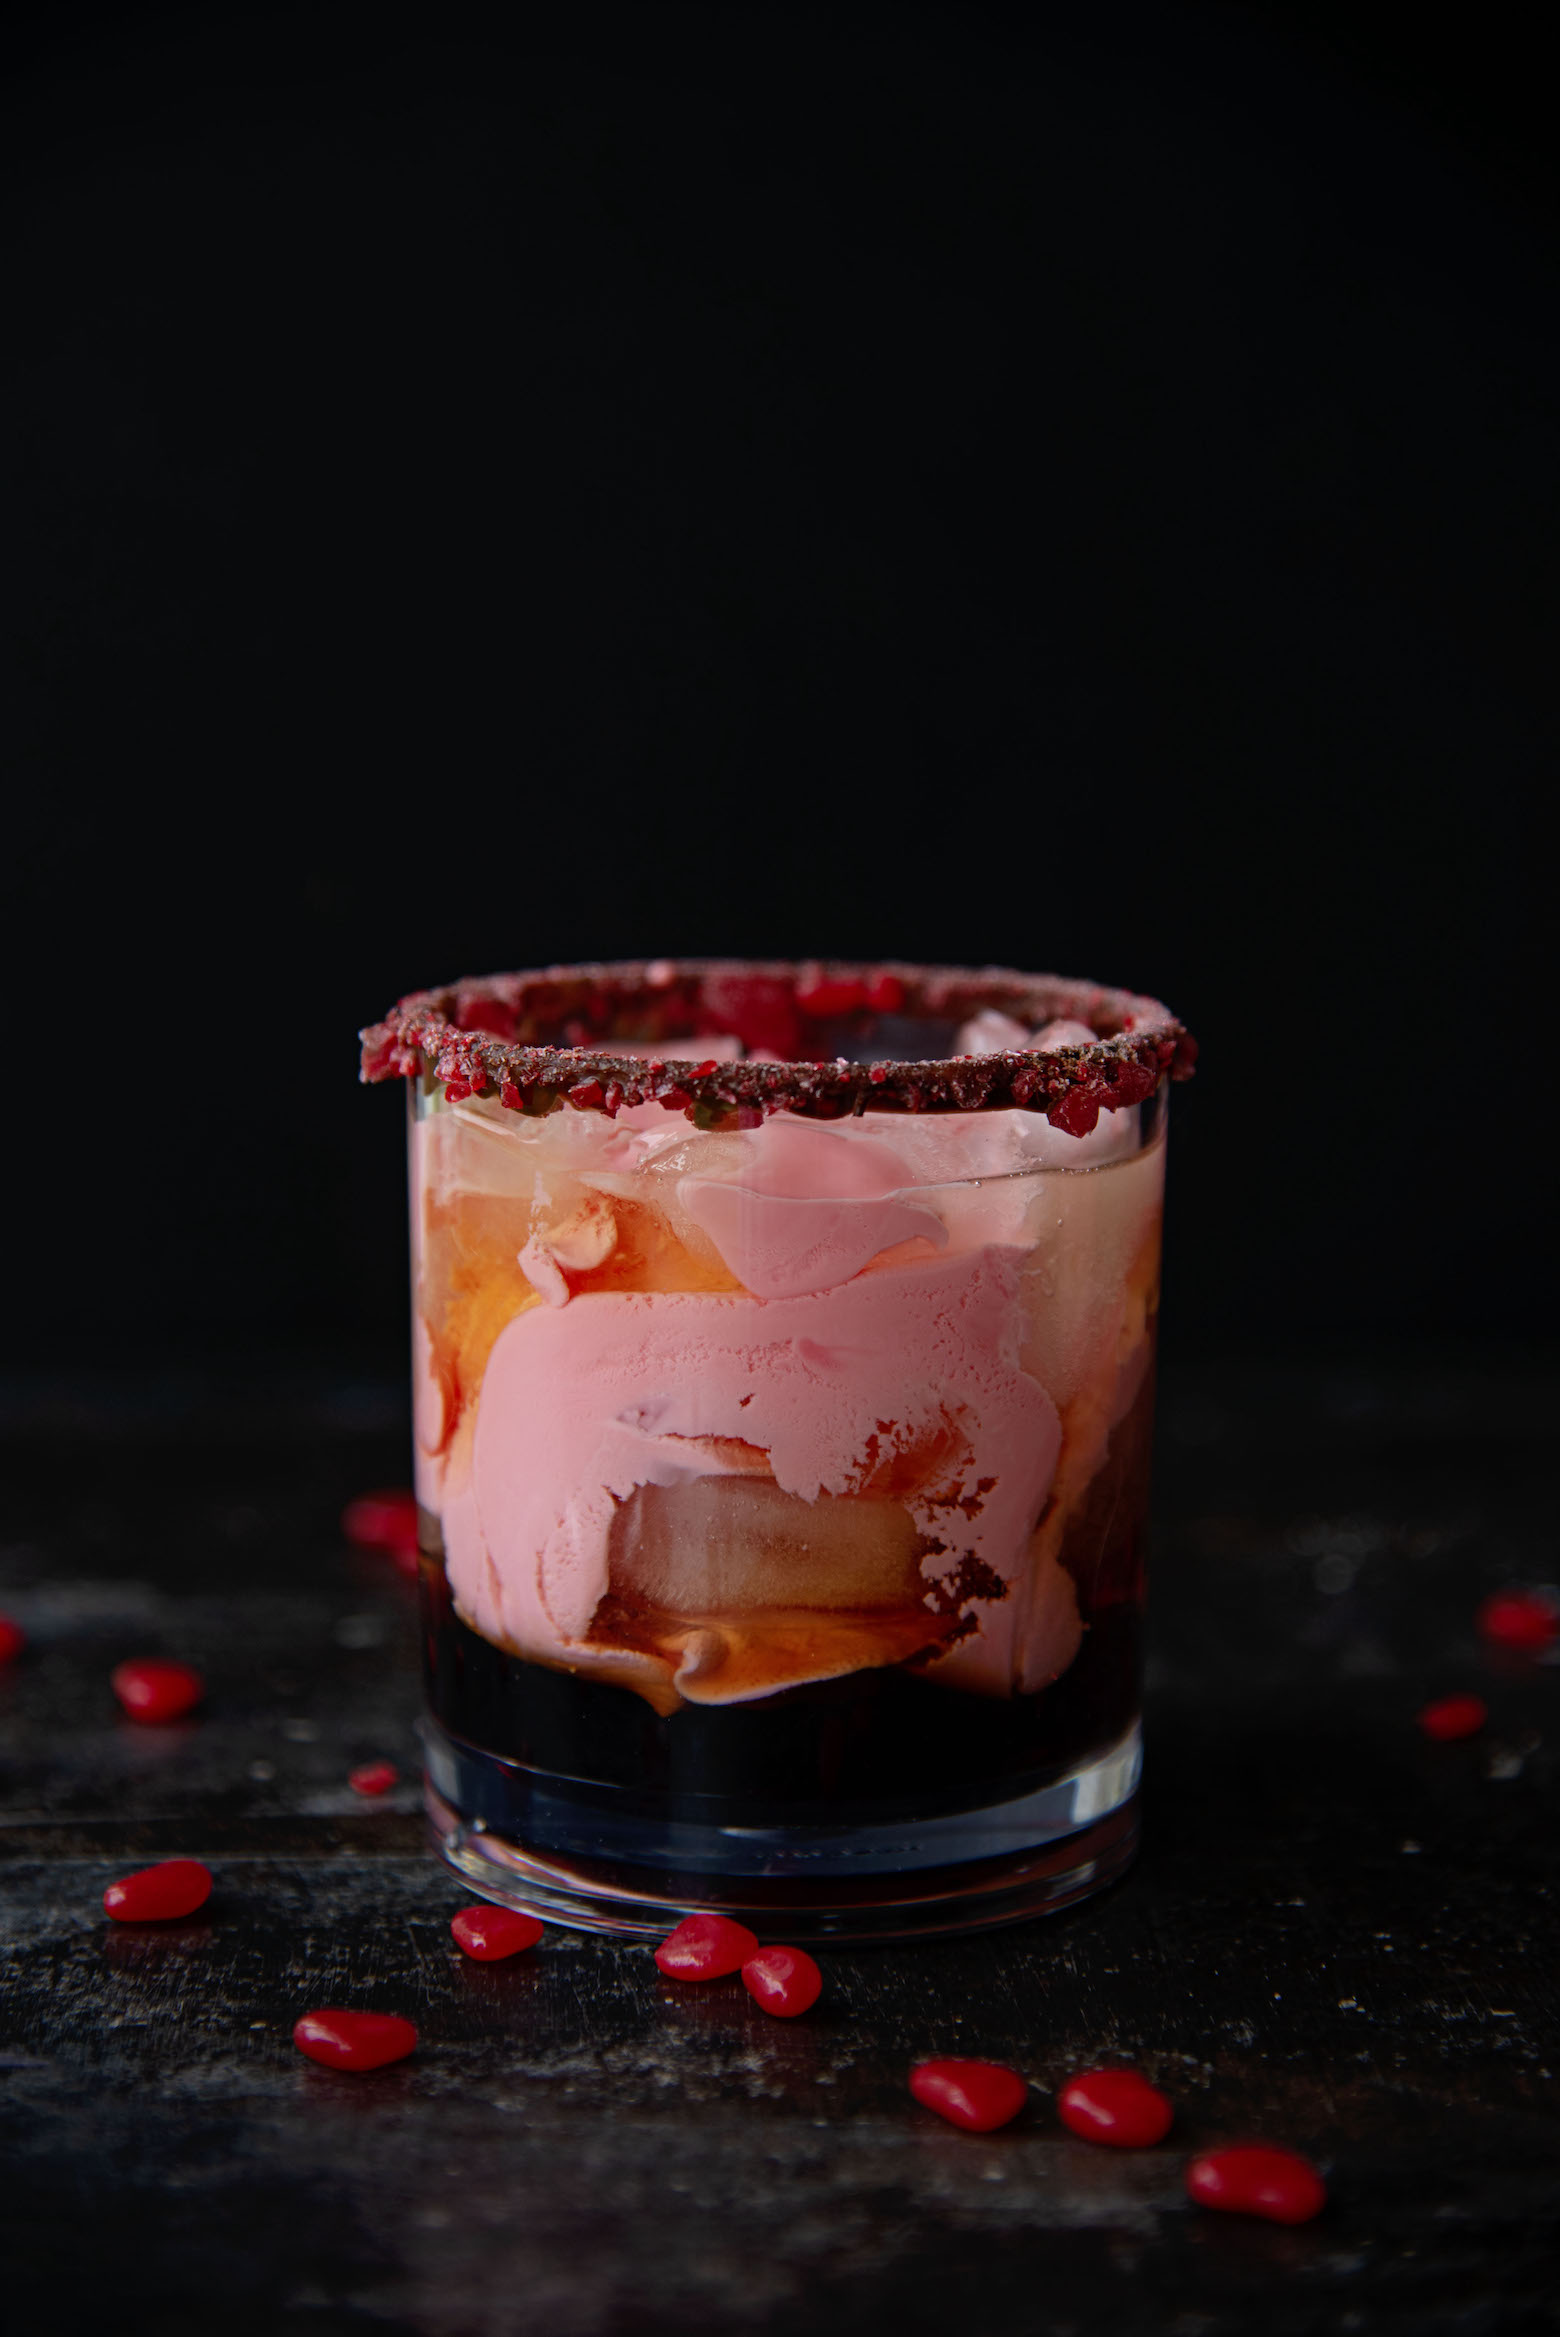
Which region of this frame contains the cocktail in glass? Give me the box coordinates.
[360,961,1195,1937]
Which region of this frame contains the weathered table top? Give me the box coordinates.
[2,1353,1556,2335]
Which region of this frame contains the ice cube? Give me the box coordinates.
[955,1008,1032,1054]
[606,1034,745,1062]
[607,1476,929,1616]
[1030,1017,1097,1049]
[1017,1141,1165,1406]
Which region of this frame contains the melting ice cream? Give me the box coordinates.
[414,1098,1163,1712]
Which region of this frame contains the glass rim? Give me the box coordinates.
[360,957,1196,1135]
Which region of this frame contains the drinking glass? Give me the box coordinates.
[360,960,1195,1937]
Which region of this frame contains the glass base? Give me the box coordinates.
[422,1717,1140,1941]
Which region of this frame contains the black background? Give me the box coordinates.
[4,1,1554,1380]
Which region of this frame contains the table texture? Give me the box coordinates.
[2,1353,1556,2335]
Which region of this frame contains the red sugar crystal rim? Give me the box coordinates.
[360,959,1196,1132]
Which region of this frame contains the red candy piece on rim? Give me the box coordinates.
[292,2009,418,2072]
[796,976,868,1018]
[653,1913,759,1980]
[1058,2068,1173,2147]
[1417,1692,1487,1742]
[0,1615,24,1663]
[348,1760,399,1796]
[103,1858,212,1923]
[910,2059,1028,2133]
[1186,2144,1326,2225]
[111,1658,204,1724]
[451,1905,543,1960]
[741,1945,822,2018]
[1477,1589,1559,1650]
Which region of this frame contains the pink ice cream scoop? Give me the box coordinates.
[676,1116,947,1301]
[442,1243,1063,1703]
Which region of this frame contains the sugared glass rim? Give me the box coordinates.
[359,959,1196,1135]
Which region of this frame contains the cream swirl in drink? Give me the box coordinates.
[413,1093,1161,1713]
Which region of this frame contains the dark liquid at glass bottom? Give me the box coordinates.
[421,1557,1140,1835]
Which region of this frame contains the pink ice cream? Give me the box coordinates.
[440,1243,1066,1705]
[414,1102,1166,1710]
[677,1115,947,1299]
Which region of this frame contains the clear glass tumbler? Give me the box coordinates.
[360,960,1195,1937]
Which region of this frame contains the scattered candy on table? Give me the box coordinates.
[1185,2144,1326,2224]
[654,1914,759,1979]
[110,1658,205,1724]
[1476,1588,1559,1650]
[103,1858,213,1923]
[741,1946,822,2018]
[348,1760,399,1796]
[342,1490,420,1576]
[909,2059,1029,2133]
[450,1905,544,1960]
[292,2009,419,2072]
[1417,1693,1487,1742]
[1057,2067,1173,2147]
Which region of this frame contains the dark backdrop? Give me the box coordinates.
[3,1,1554,1379]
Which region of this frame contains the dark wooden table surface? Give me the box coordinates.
[2,1352,1557,2336]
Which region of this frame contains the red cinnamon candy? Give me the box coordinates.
[909,2059,1029,2133]
[0,1615,25,1664]
[292,2009,418,2072]
[1476,1589,1559,1651]
[795,976,870,1018]
[1058,2067,1173,2147]
[103,1859,213,1923]
[348,1760,399,1796]
[1417,1693,1487,1742]
[450,1905,544,1960]
[111,1658,204,1724]
[654,1913,759,1980]
[342,1489,420,1577]
[1186,2144,1326,2224]
[741,1946,822,2018]
[342,1489,418,1549]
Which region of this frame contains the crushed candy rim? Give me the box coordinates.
[359,958,1196,1134]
